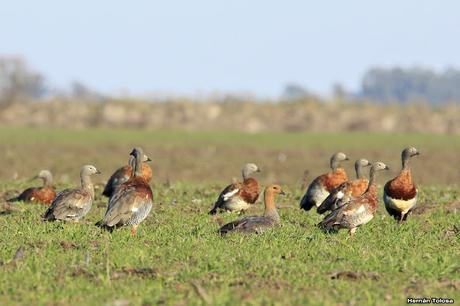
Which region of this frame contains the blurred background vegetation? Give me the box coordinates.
[0,56,458,134]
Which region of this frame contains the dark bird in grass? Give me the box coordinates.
[8,170,56,205]
[317,158,371,214]
[383,147,420,222]
[97,147,153,235]
[102,154,152,198]
[318,162,389,236]
[219,184,285,235]
[300,152,349,211]
[43,165,101,222]
[209,163,261,215]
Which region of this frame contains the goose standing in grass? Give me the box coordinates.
[8,170,56,205]
[317,158,371,214]
[383,147,420,222]
[209,163,261,215]
[43,165,101,222]
[219,184,285,235]
[102,154,152,198]
[318,161,389,236]
[97,147,153,235]
[300,152,349,211]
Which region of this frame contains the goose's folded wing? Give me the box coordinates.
[219,216,268,234]
[44,189,89,219]
[103,186,151,227]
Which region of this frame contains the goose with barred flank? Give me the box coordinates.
[384,147,420,222]
[318,161,389,236]
[219,184,285,235]
[97,147,153,235]
[43,165,100,221]
[317,159,371,214]
[102,154,152,198]
[8,170,56,205]
[209,163,261,215]
[300,152,349,211]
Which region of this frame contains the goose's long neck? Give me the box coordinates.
[242,169,250,181]
[355,163,364,179]
[365,168,378,194]
[43,175,53,187]
[133,154,143,177]
[81,174,94,198]
[263,191,280,224]
[402,154,410,170]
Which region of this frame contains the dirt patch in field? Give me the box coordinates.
[329,271,380,281]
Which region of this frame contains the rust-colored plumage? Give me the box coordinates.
[103,156,152,197]
[97,148,153,235]
[8,170,56,205]
[319,168,348,192]
[383,147,420,222]
[300,152,350,211]
[318,162,389,236]
[384,170,417,201]
[209,163,261,215]
[12,187,56,205]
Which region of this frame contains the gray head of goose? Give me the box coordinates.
[401,147,420,169]
[355,159,371,179]
[80,165,101,191]
[130,147,146,176]
[242,163,261,180]
[128,154,151,165]
[33,170,53,186]
[367,161,390,187]
[330,152,349,171]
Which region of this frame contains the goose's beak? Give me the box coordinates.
[96,170,102,174]
[280,190,286,196]
[385,165,390,170]
[146,157,152,162]
[256,168,261,172]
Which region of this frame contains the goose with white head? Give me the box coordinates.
[43,165,100,221]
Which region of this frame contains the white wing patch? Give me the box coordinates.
[356,205,366,214]
[337,191,344,199]
[132,207,139,212]
[223,189,239,201]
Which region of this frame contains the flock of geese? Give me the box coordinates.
[7,146,420,236]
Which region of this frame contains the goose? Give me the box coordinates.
[8,170,56,205]
[209,163,260,215]
[97,147,153,235]
[102,154,152,197]
[219,184,285,235]
[317,159,371,214]
[43,165,100,221]
[300,152,349,211]
[383,147,420,222]
[317,161,389,236]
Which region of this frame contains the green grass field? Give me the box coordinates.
[0,128,459,305]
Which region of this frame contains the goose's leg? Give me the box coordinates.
[131,225,138,236]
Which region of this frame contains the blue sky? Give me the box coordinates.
[1,0,459,97]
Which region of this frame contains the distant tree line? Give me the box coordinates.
[361,67,460,104]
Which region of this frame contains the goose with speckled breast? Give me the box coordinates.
[318,161,389,236]
[317,158,371,214]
